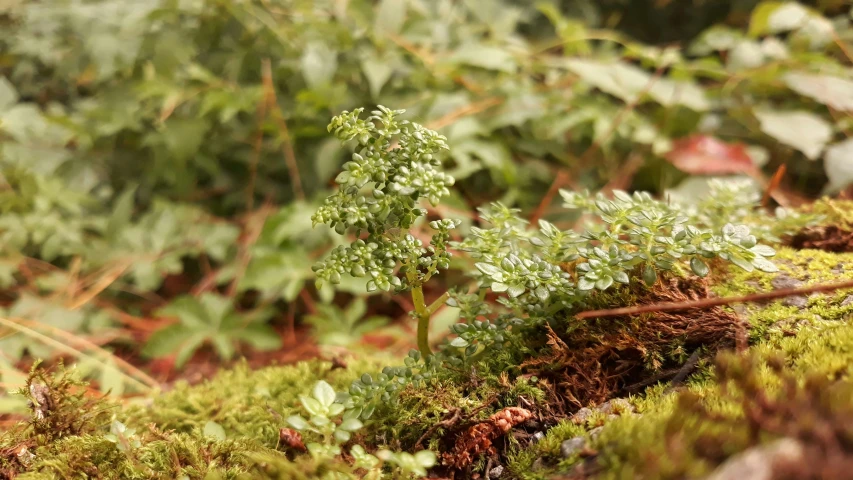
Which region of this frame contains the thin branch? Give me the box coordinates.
[227,205,273,297]
[575,278,853,320]
[262,58,305,201]
[246,64,272,211]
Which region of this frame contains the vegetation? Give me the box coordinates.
[1,0,853,479]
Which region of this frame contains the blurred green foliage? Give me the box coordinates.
[0,0,851,399]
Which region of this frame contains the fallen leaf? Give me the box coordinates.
[665,135,756,175]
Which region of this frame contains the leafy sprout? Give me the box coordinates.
[311,106,460,356]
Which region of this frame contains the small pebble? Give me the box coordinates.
[571,407,594,424]
[561,437,587,458]
[488,465,504,478]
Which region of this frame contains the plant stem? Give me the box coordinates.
[426,291,450,316]
[408,273,432,356]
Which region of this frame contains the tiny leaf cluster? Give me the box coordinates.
[287,380,437,479]
[311,106,459,294]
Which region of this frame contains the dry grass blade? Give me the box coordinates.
[0,316,158,393]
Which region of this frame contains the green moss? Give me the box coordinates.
[535,315,853,479]
[6,241,853,479]
[124,356,389,447]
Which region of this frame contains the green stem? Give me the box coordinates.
[426,291,450,316]
[408,273,432,357]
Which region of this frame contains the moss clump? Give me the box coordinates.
[124,356,390,447]
[510,312,853,479]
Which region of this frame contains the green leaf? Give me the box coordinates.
[300,395,323,417]
[595,276,614,291]
[690,257,710,277]
[450,44,516,73]
[750,245,777,257]
[301,41,338,88]
[174,332,208,368]
[755,110,832,160]
[643,265,658,286]
[563,59,709,111]
[507,284,526,298]
[286,415,310,430]
[752,256,778,273]
[312,381,337,408]
[235,326,283,351]
[824,138,853,193]
[338,418,363,432]
[161,117,210,162]
[578,277,596,291]
[414,450,437,467]
[374,0,407,35]
[784,73,853,112]
[203,421,226,440]
[0,76,18,111]
[749,1,808,36]
[475,262,501,277]
[728,254,755,273]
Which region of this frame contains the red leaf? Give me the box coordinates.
[665,135,755,175]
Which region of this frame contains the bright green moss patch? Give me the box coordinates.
[124,356,390,447]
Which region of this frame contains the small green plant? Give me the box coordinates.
[286,380,364,458]
[304,298,392,349]
[287,380,437,479]
[315,107,791,421]
[142,293,282,367]
[312,106,460,356]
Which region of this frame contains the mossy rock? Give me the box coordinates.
[3,247,853,479]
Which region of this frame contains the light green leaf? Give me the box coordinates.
[361,52,394,99]
[595,276,614,291]
[577,277,596,291]
[564,59,708,111]
[755,110,832,160]
[450,44,516,73]
[784,73,853,112]
[312,380,337,408]
[475,262,501,276]
[161,117,209,162]
[300,395,323,416]
[338,418,363,432]
[507,284,526,298]
[750,1,807,36]
[301,42,338,88]
[286,415,310,430]
[414,450,438,467]
[203,421,226,440]
[752,256,778,273]
[490,281,508,293]
[374,0,406,35]
[824,138,853,193]
[0,76,18,111]
[450,337,469,348]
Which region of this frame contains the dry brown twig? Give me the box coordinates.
[576,278,853,320]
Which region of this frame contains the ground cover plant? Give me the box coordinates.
[2,104,850,479]
[1,0,853,479]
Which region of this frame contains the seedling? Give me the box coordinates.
[312,106,459,356]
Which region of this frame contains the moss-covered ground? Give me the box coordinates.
[3,243,853,479]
